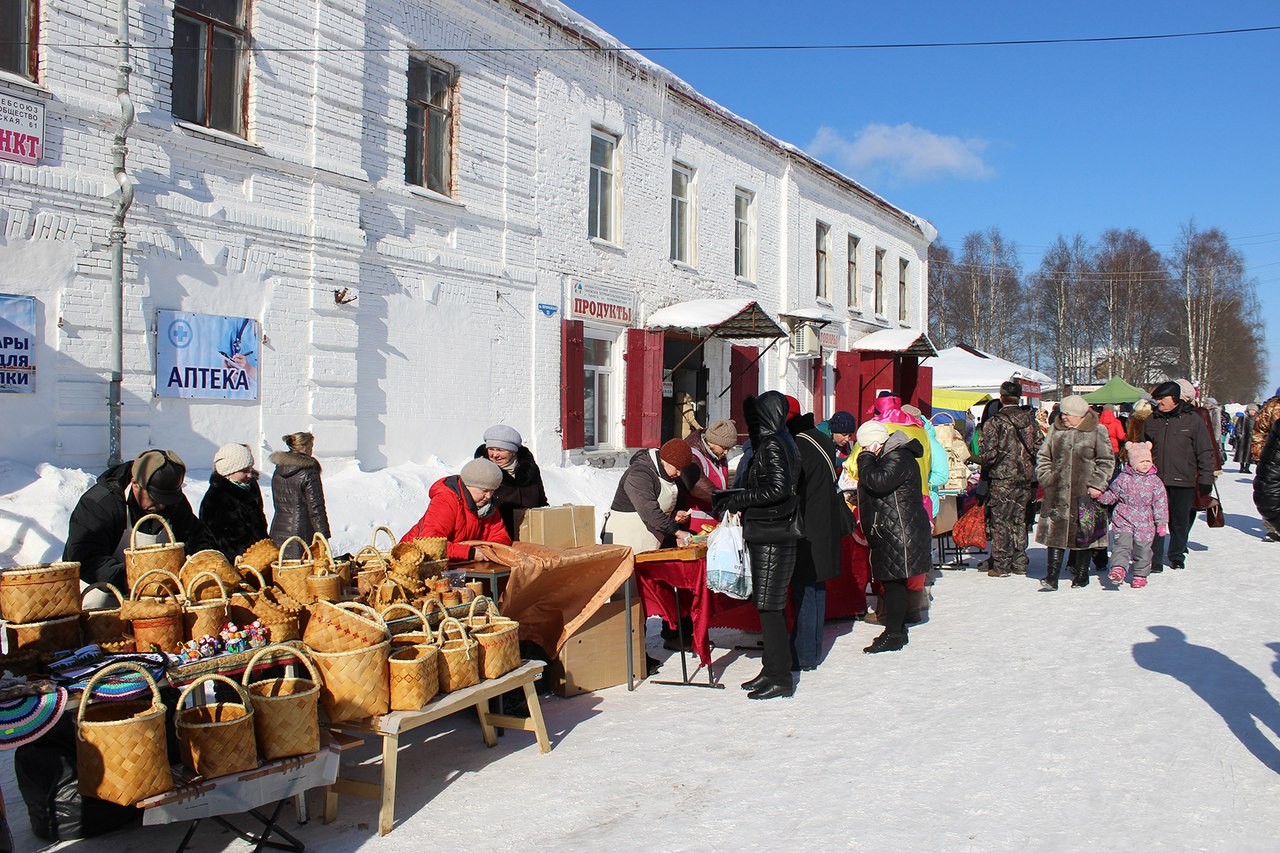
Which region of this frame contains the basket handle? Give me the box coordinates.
[183,570,229,605]
[310,531,333,561]
[352,545,387,570]
[465,594,500,622]
[79,582,125,610]
[130,512,177,549]
[420,596,449,623]
[129,568,182,601]
[309,562,335,579]
[437,616,469,644]
[243,643,320,687]
[238,566,268,593]
[370,525,398,551]
[277,535,313,564]
[333,600,389,631]
[381,602,429,637]
[176,672,254,712]
[76,661,163,734]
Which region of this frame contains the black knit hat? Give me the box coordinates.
[1152,381,1181,401]
[999,380,1023,400]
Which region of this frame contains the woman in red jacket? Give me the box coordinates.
[401,458,512,560]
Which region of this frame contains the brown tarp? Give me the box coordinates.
[474,542,635,656]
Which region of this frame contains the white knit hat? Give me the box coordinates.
[856,421,890,448]
[213,443,254,476]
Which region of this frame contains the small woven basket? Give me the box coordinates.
[123,568,184,652]
[182,571,231,641]
[176,673,259,779]
[390,645,439,710]
[303,600,388,653]
[370,525,398,560]
[352,546,388,599]
[123,513,185,590]
[79,582,129,646]
[414,537,448,562]
[271,536,315,605]
[236,539,280,580]
[389,541,424,578]
[467,598,520,679]
[383,602,433,649]
[228,567,268,626]
[4,613,81,654]
[0,561,81,624]
[243,645,320,760]
[180,550,239,599]
[310,640,390,723]
[311,532,352,588]
[435,617,479,693]
[76,661,174,805]
[306,564,343,603]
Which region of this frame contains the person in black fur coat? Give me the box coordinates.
[474,424,548,539]
[199,443,269,562]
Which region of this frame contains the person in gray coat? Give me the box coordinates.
[268,431,331,546]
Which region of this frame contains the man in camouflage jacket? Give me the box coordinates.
[979,381,1044,577]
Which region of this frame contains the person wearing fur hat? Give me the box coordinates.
[683,419,739,532]
[402,458,512,560]
[472,425,547,539]
[63,449,214,593]
[1094,442,1169,587]
[602,439,699,554]
[979,381,1043,578]
[1034,395,1115,589]
[1143,381,1217,572]
[269,432,331,546]
[199,443,269,562]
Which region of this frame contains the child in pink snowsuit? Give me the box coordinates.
[1095,441,1169,588]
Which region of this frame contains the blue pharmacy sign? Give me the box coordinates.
[156,309,259,400]
[0,294,36,393]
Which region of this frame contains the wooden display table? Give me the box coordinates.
[324,660,551,835]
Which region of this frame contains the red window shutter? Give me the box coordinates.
[834,350,861,420]
[561,320,585,450]
[624,329,663,448]
[730,345,760,444]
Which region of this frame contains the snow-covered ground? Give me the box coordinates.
[3,459,1279,852]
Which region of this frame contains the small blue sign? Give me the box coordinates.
[537,303,559,317]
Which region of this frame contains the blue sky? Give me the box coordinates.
[561,0,1280,398]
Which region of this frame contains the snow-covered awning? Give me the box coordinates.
[779,307,840,325]
[849,328,938,357]
[645,298,786,339]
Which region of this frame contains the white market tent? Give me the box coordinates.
[930,344,1056,395]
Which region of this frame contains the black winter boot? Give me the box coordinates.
[1070,549,1092,587]
[1092,547,1109,572]
[1041,548,1064,591]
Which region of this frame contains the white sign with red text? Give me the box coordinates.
[571,280,634,326]
[0,93,44,166]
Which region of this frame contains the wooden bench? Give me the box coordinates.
[323,660,551,835]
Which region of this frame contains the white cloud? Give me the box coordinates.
[807,123,994,184]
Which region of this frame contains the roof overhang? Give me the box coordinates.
[849,328,938,358]
[645,298,787,339]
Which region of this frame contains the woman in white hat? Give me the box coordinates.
[199,442,269,561]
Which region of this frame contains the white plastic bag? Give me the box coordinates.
[705,513,752,600]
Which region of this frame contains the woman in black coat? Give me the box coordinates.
[473,425,548,539]
[268,432,331,546]
[713,391,801,700]
[1254,418,1280,540]
[199,443,269,562]
[855,422,932,653]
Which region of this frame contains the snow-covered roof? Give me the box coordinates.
[780,307,841,324]
[850,328,938,357]
[931,345,1055,391]
[513,0,934,240]
[645,298,786,339]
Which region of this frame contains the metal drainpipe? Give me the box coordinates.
[107,0,134,466]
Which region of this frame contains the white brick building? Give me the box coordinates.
[0,0,935,473]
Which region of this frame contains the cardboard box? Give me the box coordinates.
[547,596,645,696]
[515,504,597,548]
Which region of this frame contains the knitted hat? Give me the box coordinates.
[1152,381,1181,401]
[1059,395,1090,418]
[999,379,1023,400]
[460,458,503,490]
[901,404,923,420]
[703,419,738,449]
[1176,379,1196,401]
[213,443,254,476]
[1126,441,1153,468]
[132,449,186,506]
[483,424,522,453]
[784,395,802,421]
[828,411,856,434]
[659,438,695,471]
[856,421,890,448]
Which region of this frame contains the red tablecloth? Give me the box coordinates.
[635,557,761,667]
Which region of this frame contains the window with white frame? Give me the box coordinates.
[847,234,860,309]
[734,188,755,281]
[588,129,618,242]
[405,57,455,195]
[1,0,35,79]
[172,0,248,135]
[670,162,693,263]
[815,222,830,300]
[874,248,886,315]
[583,335,614,448]
[899,258,910,322]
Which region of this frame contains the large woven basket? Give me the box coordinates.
[176,673,258,779]
[124,568,183,653]
[383,602,433,649]
[271,536,315,605]
[182,571,230,641]
[79,582,130,645]
[123,513,185,591]
[180,550,239,599]
[390,645,439,711]
[468,598,520,679]
[4,613,81,653]
[0,561,80,624]
[435,617,479,694]
[311,641,390,723]
[76,661,173,805]
[303,600,388,654]
[243,645,320,760]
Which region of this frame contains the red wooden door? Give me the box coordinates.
[730,345,760,444]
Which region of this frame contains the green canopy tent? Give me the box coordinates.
[1083,375,1148,404]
